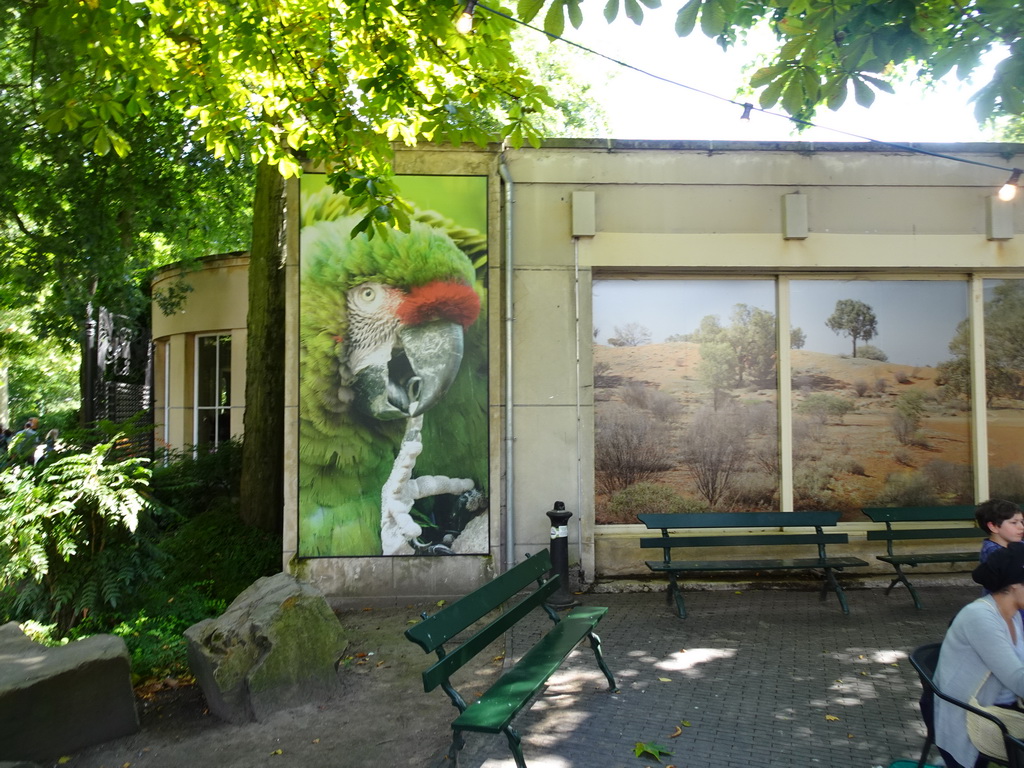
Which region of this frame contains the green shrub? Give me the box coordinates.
[854,345,888,362]
[0,438,161,635]
[796,393,856,424]
[871,471,939,507]
[150,439,243,517]
[606,482,703,523]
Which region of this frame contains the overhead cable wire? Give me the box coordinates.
[473,1,1022,177]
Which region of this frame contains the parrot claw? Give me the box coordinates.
[410,537,455,556]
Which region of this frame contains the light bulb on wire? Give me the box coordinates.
[999,169,1022,202]
[456,0,477,34]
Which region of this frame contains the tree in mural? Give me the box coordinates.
[528,0,1024,123]
[826,299,878,357]
[697,341,738,411]
[609,323,652,347]
[728,304,777,387]
[939,280,1024,405]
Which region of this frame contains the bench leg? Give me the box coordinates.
[586,629,619,692]
[503,725,527,768]
[820,568,851,615]
[885,565,923,610]
[447,728,466,766]
[666,573,687,619]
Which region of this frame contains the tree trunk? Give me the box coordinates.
[239,161,286,533]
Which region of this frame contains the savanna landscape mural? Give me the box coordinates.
[593,278,1024,524]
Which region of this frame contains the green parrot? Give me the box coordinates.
[298,214,486,557]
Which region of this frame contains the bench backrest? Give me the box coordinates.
[637,512,846,559]
[861,506,976,524]
[405,549,557,693]
[637,511,841,530]
[862,506,984,551]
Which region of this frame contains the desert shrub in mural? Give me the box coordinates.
[599,482,706,524]
[594,404,674,494]
[297,176,489,557]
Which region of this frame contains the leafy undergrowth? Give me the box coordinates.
[32,501,281,686]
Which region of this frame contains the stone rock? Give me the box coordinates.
[185,572,348,723]
[0,622,138,762]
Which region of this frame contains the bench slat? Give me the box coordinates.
[646,557,867,572]
[638,511,841,529]
[420,578,559,693]
[452,607,608,733]
[406,551,553,654]
[862,506,976,523]
[640,533,848,549]
[879,553,979,566]
[867,528,983,542]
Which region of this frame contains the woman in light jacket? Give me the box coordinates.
[935,543,1024,768]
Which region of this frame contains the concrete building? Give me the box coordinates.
[152,140,1024,603]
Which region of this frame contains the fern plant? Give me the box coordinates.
[0,438,163,635]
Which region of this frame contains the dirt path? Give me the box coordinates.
[62,602,503,768]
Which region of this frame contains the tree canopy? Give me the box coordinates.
[17,0,553,235]
[826,299,878,356]
[525,0,1024,123]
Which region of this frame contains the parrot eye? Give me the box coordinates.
[349,282,387,312]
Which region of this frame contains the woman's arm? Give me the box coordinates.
[973,607,1024,696]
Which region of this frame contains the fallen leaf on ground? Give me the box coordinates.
[270,749,283,755]
[668,726,682,738]
[312,738,320,744]
[658,677,672,682]
[57,759,70,765]
[825,715,840,722]
[681,721,691,727]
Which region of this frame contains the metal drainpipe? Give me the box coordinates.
[573,236,584,576]
[499,154,516,573]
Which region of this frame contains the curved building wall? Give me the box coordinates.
[151,253,249,453]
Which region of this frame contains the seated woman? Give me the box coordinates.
[935,543,1024,768]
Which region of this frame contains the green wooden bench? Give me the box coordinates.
[862,505,983,609]
[638,511,869,618]
[404,549,617,768]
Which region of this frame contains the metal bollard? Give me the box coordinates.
[545,501,579,609]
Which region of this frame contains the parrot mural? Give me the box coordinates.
[298,197,489,558]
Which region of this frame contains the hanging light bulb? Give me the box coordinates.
[456,0,477,34]
[998,169,1022,202]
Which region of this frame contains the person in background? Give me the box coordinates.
[35,428,59,465]
[977,499,1024,564]
[934,543,1024,768]
[8,417,39,465]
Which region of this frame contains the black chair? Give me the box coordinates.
[909,642,1024,768]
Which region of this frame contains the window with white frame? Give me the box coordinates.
[194,334,231,448]
[593,274,1024,523]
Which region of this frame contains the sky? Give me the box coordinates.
[592,278,970,368]
[514,5,1005,144]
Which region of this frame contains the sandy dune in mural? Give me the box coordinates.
[594,342,1024,520]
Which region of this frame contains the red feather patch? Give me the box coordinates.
[398,281,481,329]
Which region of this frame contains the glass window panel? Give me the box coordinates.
[789,279,972,516]
[196,334,231,447]
[592,279,778,519]
[196,336,219,408]
[217,336,231,407]
[984,279,1024,502]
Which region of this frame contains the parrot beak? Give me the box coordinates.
[354,320,464,420]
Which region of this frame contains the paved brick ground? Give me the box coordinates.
[431,583,977,768]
